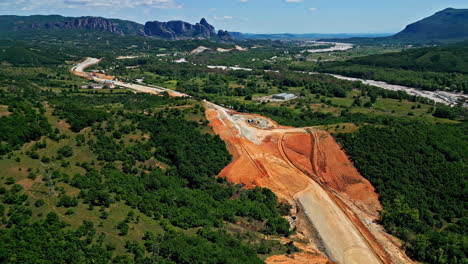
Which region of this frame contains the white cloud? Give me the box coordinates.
[285,0,304,2]
[309,7,317,11]
[65,0,182,9]
[1,0,182,10]
[239,0,249,2]
[214,16,234,20]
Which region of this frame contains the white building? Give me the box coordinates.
[272,93,295,100]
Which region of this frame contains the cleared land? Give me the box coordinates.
[203,102,400,264]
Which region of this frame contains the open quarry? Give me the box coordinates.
[72,58,413,264]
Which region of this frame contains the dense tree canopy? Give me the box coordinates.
[337,122,467,263]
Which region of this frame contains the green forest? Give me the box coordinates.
[337,123,467,263]
[0,87,295,263]
[318,41,468,93]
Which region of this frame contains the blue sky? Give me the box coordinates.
[0,0,467,33]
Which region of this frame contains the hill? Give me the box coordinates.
[323,8,468,45]
[392,8,468,44]
[0,40,68,66]
[0,87,297,263]
[348,40,468,73]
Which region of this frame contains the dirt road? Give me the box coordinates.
[71,58,188,97]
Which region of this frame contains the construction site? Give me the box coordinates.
[73,57,413,264]
[204,102,413,264]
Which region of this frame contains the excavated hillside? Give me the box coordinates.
[204,102,413,264]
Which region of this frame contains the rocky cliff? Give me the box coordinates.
[5,15,144,35]
[44,17,121,33]
[0,15,233,41]
[144,18,232,40]
[217,30,233,41]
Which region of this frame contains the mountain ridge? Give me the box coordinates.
[392,8,468,43]
[320,8,468,45]
[0,15,232,40]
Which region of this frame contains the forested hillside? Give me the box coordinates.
[0,86,295,263]
[0,40,69,66]
[350,41,468,73]
[337,123,467,263]
[391,8,468,44]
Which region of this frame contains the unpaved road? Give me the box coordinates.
[72,58,410,264]
[72,58,187,97]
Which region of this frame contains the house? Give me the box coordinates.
[272,93,295,100]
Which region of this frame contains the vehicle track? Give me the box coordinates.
[208,103,269,179]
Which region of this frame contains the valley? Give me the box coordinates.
[0,5,467,264]
[72,57,412,264]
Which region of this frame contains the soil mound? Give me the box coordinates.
[282,131,381,215]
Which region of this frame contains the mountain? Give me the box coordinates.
[217,30,233,41]
[0,15,232,41]
[232,32,391,40]
[0,15,144,36]
[322,8,468,45]
[392,8,468,43]
[144,18,227,40]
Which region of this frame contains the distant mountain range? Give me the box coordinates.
[1,8,466,44]
[233,8,468,44]
[0,15,232,41]
[322,8,468,45]
[230,33,392,40]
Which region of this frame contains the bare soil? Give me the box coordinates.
[204,102,412,264]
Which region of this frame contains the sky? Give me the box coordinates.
[0,0,467,34]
